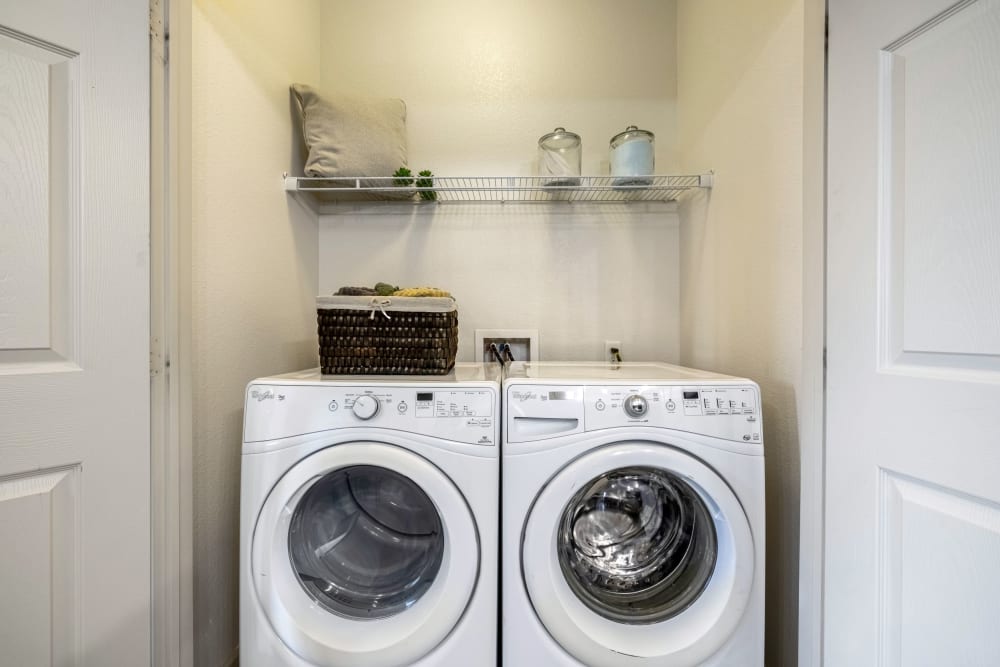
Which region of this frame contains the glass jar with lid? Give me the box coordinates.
[538,127,582,187]
[610,125,655,186]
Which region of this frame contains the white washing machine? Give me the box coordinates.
[240,364,500,667]
[502,362,764,667]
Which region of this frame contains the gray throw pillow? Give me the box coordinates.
[291,83,407,178]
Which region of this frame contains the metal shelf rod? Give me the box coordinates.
[283,173,712,204]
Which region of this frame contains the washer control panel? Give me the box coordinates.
[505,382,761,444]
[245,384,497,445]
[585,384,760,443]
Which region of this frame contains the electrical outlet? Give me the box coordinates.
[475,329,540,363]
[606,340,622,363]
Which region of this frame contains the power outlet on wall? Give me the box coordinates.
[475,329,540,363]
[606,340,623,364]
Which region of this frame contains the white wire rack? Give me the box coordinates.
[283,173,713,204]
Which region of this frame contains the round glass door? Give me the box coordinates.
[288,465,445,619]
[521,442,755,667]
[252,442,479,667]
[557,466,717,624]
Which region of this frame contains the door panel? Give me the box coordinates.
[0,33,51,350]
[0,466,79,667]
[877,0,1000,373]
[0,27,76,370]
[827,0,1000,663]
[0,0,150,664]
[879,471,1000,665]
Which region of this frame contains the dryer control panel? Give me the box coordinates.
[505,383,761,444]
[245,383,498,446]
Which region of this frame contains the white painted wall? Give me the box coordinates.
[316,1,680,363]
[318,204,679,362]
[191,1,320,664]
[318,0,678,177]
[676,2,805,665]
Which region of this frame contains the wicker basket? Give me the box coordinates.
[317,295,458,375]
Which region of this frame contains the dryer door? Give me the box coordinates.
[521,441,755,667]
[252,442,479,667]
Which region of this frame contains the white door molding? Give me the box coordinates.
[151,0,194,663]
[798,0,828,665]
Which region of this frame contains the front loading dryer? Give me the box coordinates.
[240,364,500,667]
[502,362,765,667]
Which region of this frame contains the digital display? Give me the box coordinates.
[683,391,699,400]
[416,392,433,402]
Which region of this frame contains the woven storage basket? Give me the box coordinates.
[317,295,458,375]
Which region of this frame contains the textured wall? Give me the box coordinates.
[315,0,681,363]
[191,1,320,664]
[318,0,678,177]
[676,2,805,665]
[318,204,680,363]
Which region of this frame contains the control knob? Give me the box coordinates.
[623,394,648,418]
[352,395,380,420]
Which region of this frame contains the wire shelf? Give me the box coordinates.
[283,173,713,204]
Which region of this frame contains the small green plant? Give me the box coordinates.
[392,166,414,188]
[373,282,399,296]
[393,166,437,201]
[416,169,437,201]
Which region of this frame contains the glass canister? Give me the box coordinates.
[610,125,655,186]
[538,127,582,186]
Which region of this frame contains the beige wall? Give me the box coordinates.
[191,1,320,664]
[318,205,681,363]
[315,0,682,364]
[677,1,805,665]
[318,0,679,176]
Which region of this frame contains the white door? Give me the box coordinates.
[251,443,479,666]
[0,0,150,665]
[521,443,754,667]
[827,0,1000,664]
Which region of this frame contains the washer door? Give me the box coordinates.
[522,442,755,667]
[253,442,479,667]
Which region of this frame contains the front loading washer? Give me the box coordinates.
[502,362,764,667]
[241,364,500,667]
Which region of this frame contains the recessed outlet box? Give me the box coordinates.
[475,329,540,363]
[605,340,623,363]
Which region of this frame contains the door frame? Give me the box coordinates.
[146,0,831,664]
[798,0,828,665]
[151,0,194,664]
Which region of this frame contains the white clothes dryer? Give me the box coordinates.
[240,364,501,667]
[502,362,764,667]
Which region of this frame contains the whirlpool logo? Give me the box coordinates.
[511,391,537,402]
[251,388,285,402]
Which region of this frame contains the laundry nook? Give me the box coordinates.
[3,0,1000,666]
